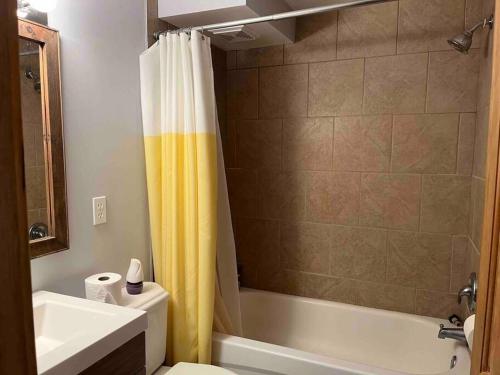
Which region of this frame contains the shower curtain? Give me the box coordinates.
[139,31,242,365]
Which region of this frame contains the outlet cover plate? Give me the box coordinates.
[92,196,107,225]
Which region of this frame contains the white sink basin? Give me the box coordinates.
[33,291,147,375]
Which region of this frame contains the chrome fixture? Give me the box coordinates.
[25,68,41,93]
[29,222,48,240]
[458,272,478,313]
[450,355,457,370]
[448,15,494,54]
[438,324,467,343]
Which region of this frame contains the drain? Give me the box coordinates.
[450,355,457,369]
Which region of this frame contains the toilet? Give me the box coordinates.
[120,282,236,375]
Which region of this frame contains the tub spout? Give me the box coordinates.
[438,324,467,343]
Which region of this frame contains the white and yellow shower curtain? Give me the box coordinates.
[139,31,241,365]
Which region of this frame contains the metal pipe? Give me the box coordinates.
[154,0,395,39]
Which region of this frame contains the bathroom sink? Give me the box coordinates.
[33,291,147,375]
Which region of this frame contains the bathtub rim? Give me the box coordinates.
[212,288,471,375]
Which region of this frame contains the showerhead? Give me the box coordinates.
[447,30,473,54]
[448,16,494,54]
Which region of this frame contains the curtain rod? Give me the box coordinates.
[154,0,394,39]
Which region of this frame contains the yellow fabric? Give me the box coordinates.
[144,133,217,364]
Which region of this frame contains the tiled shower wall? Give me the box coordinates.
[456,0,496,317]
[222,0,489,319]
[19,51,48,230]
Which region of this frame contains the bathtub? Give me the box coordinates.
[212,289,470,375]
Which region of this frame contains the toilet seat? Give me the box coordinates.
[168,362,237,374]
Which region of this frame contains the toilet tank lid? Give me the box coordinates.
[121,281,169,309]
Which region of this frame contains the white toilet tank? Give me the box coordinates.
[121,282,169,375]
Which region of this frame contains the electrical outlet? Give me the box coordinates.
[92,196,107,225]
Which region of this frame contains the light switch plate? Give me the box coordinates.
[92,196,107,225]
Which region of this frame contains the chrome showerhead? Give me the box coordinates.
[448,16,494,54]
[448,30,474,54]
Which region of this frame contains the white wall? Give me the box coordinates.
[31,0,151,296]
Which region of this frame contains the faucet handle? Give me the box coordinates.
[457,272,477,313]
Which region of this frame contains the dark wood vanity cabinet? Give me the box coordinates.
[79,332,146,375]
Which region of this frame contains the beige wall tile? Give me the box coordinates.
[473,106,489,178]
[355,280,416,314]
[227,168,259,218]
[421,175,471,234]
[387,231,452,292]
[259,170,307,220]
[360,173,421,230]
[397,0,466,53]
[470,177,485,249]
[236,119,282,169]
[22,122,36,168]
[256,268,290,294]
[25,166,46,211]
[427,50,479,113]
[337,1,398,59]
[466,0,483,48]
[226,50,237,70]
[233,218,280,287]
[331,226,387,282]
[223,119,237,168]
[363,53,428,114]
[237,46,283,68]
[275,271,358,304]
[283,117,334,171]
[309,59,364,116]
[451,236,468,293]
[466,238,481,274]
[300,273,358,304]
[476,25,494,111]
[284,12,337,64]
[227,68,258,119]
[27,209,43,228]
[416,290,461,319]
[306,172,360,225]
[333,115,392,172]
[391,114,459,173]
[280,221,331,274]
[457,113,476,176]
[260,64,308,119]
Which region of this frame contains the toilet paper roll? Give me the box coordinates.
[85,272,122,305]
[464,314,475,350]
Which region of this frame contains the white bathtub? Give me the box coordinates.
[212,289,470,375]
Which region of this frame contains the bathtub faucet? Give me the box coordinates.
[438,324,467,343]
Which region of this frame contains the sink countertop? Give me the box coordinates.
[33,291,147,375]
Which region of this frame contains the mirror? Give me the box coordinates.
[18,19,68,258]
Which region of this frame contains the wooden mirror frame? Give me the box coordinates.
[18,19,68,258]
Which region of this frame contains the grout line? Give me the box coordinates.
[389,115,395,173]
[335,10,339,60]
[361,57,367,117]
[417,173,424,232]
[331,116,336,172]
[227,167,483,178]
[455,114,462,174]
[424,52,431,113]
[234,111,478,120]
[449,238,455,293]
[307,63,310,117]
[395,0,401,55]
